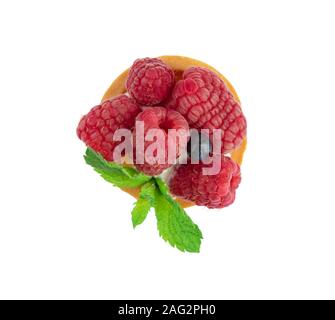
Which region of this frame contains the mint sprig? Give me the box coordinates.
[84,148,203,253]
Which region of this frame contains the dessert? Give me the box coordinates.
[77,56,247,252]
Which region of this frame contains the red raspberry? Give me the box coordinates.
[167,67,247,153]
[77,95,141,161]
[133,107,189,176]
[126,58,175,105]
[169,156,241,209]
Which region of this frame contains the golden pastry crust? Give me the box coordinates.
[102,56,247,208]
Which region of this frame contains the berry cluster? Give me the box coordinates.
[77,58,247,208]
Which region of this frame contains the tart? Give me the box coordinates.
[101,55,247,208]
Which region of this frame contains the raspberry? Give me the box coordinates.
[169,156,241,209]
[167,67,247,153]
[133,107,189,176]
[126,58,175,105]
[77,95,141,161]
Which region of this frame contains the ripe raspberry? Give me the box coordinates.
[169,156,241,209]
[126,58,175,105]
[133,107,189,176]
[167,67,247,153]
[77,95,141,161]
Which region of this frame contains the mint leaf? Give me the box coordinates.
[131,198,151,228]
[154,188,203,253]
[140,179,157,202]
[154,177,169,195]
[131,180,156,228]
[84,148,151,188]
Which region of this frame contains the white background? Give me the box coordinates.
[0,0,335,300]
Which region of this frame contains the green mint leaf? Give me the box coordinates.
[131,180,156,228]
[140,179,157,202]
[154,189,203,253]
[154,177,169,195]
[84,148,151,188]
[131,198,152,228]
